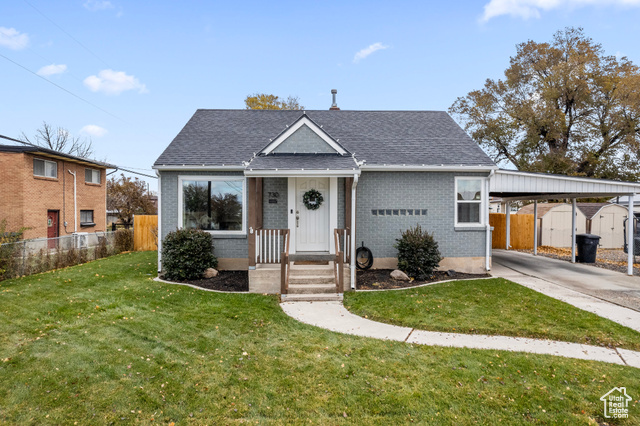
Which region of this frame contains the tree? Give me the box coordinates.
[107,174,156,226]
[449,27,640,181]
[244,93,304,110]
[20,121,94,158]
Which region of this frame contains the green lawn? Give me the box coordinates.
[0,253,638,424]
[344,278,640,351]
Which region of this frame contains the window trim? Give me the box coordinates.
[454,176,486,227]
[177,175,247,236]
[33,157,58,179]
[85,167,101,184]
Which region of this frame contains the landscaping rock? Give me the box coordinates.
[390,269,410,281]
[203,268,219,279]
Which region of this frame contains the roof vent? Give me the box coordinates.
[329,89,340,110]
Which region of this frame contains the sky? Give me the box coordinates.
[2,0,640,192]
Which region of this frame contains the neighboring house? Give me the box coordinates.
[518,203,586,248]
[0,144,114,240]
[518,202,628,248]
[154,104,497,292]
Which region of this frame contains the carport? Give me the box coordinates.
[490,170,640,275]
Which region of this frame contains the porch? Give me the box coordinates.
[245,176,357,294]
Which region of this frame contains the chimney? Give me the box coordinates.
[329,89,340,110]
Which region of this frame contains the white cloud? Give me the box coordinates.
[0,27,29,50]
[83,0,113,11]
[353,42,389,63]
[37,63,67,77]
[481,0,640,22]
[80,124,108,137]
[83,69,148,95]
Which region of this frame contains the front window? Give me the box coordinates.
[181,178,245,233]
[34,158,57,178]
[456,178,484,225]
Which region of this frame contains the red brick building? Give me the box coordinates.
[0,145,114,240]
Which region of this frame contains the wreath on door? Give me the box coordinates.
[302,189,324,210]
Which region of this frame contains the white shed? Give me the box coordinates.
[578,203,629,249]
[518,203,586,247]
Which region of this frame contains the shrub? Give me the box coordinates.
[162,229,217,281]
[394,225,442,280]
[114,229,134,253]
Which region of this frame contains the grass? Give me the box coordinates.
[344,278,640,351]
[0,253,638,424]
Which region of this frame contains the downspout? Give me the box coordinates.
[68,170,77,233]
[485,169,494,272]
[350,173,358,289]
[156,170,162,273]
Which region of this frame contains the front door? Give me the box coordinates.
[296,177,329,252]
[47,210,59,249]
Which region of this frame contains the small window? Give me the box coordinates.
[80,210,95,226]
[33,158,57,178]
[456,178,484,225]
[85,168,101,184]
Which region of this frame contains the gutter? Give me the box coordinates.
[350,173,358,290]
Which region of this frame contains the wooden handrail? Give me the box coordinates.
[255,228,289,264]
[334,228,350,293]
[280,229,290,294]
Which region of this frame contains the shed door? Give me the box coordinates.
[596,212,623,249]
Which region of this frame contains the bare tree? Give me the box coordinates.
[20,121,94,158]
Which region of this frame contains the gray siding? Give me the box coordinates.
[338,177,346,229]
[159,171,247,259]
[355,171,488,259]
[272,124,336,153]
[262,178,288,229]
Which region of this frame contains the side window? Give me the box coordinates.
[34,158,57,178]
[85,168,101,184]
[80,210,95,226]
[456,178,484,225]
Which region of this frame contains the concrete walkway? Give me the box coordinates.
[281,301,640,368]
[492,250,640,332]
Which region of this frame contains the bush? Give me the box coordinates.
[114,229,134,253]
[394,225,442,280]
[162,229,217,281]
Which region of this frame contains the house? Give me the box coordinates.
[154,96,498,293]
[517,202,628,248]
[0,144,114,240]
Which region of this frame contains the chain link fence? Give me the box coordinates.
[0,231,118,280]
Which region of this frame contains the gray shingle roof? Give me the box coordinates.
[154,109,495,168]
[246,154,359,171]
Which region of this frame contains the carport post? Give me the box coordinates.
[571,198,577,263]
[505,201,511,250]
[628,194,635,276]
[533,201,538,256]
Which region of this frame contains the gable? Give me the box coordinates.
[272,124,336,154]
[260,115,347,155]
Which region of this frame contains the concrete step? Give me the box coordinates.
[288,283,338,294]
[289,274,335,285]
[281,293,343,302]
[289,267,335,277]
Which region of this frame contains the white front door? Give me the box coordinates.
[296,177,329,252]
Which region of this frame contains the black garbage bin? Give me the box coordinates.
[576,234,600,263]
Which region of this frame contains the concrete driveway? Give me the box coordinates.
[492,250,640,314]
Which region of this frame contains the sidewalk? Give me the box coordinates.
[280,301,640,368]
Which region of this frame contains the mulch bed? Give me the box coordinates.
[166,271,249,292]
[357,269,489,290]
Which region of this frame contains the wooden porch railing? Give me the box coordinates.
[334,228,351,293]
[253,228,291,294]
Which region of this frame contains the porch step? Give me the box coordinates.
[281,293,343,302]
[290,253,335,262]
[288,283,338,294]
[289,274,335,285]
